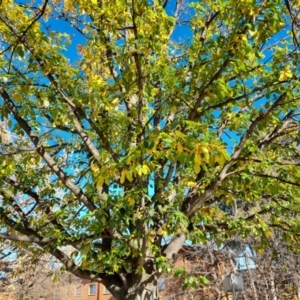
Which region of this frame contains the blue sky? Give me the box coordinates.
[44,0,194,63]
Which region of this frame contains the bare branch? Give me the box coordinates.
[0,233,56,245]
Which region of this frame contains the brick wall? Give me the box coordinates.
[0,292,14,300]
[73,280,115,300]
[0,247,236,300]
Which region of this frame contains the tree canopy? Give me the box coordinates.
[0,0,300,299]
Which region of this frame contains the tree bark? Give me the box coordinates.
[115,280,159,300]
[269,270,277,300]
[294,272,300,300]
[105,234,186,300]
[262,275,269,300]
[123,285,158,300]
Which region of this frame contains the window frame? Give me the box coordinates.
[75,285,82,296]
[158,277,166,291]
[88,283,97,296]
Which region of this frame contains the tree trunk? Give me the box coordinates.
[262,274,269,300]
[116,281,158,300]
[109,235,186,300]
[294,272,300,300]
[243,247,259,300]
[116,284,158,300]
[270,271,277,300]
[120,284,158,300]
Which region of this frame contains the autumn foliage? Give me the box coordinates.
[0,0,300,299]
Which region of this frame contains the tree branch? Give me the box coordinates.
[0,86,97,213]
[0,233,56,245]
[250,171,300,188]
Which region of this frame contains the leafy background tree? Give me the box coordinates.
[0,0,300,299]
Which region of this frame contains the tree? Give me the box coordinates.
[0,251,80,300]
[0,259,12,290]
[228,234,300,300]
[0,0,300,299]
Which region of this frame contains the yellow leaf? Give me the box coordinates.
[256,247,265,254]
[248,53,255,61]
[279,66,293,81]
[194,153,201,165]
[195,144,201,154]
[171,106,177,113]
[194,163,201,174]
[113,264,119,272]
[91,111,99,120]
[126,156,132,165]
[249,30,256,36]
[14,94,22,103]
[279,73,286,81]
[215,155,225,166]
[202,146,209,153]
[111,98,119,106]
[128,197,135,205]
[96,176,104,189]
[265,230,273,238]
[52,272,59,283]
[105,98,119,111]
[91,0,97,4]
[43,98,49,107]
[158,228,168,235]
[137,166,143,176]
[177,143,183,152]
[141,164,150,175]
[120,170,126,184]
[187,182,197,187]
[91,162,99,173]
[52,229,61,238]
[125,170,133,182]
[202,147,209,162]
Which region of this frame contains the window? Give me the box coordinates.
[103,286,111,295]
[75,286,82,296]
[88,284,97,295]
[158,277,166,291]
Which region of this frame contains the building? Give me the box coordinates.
[70,277,168,300]
[68,246,236,300]
[0,246,237,300]
[72,279,114,300]
[0,291,14,300]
